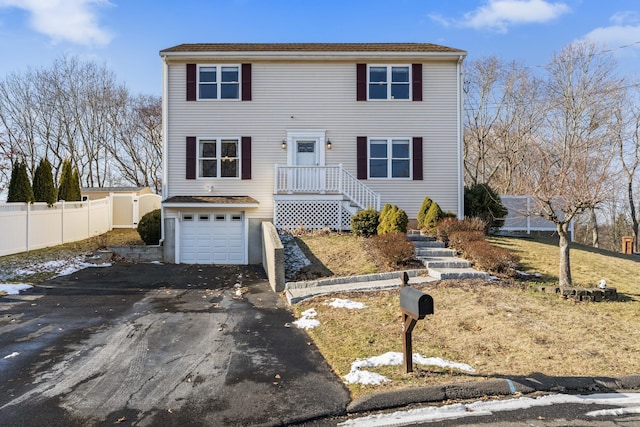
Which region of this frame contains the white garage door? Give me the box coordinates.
[180,212,245,264]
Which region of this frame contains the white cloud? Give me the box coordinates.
[0,0,113,46]
[431,0,571,33]
[582,12,640,53]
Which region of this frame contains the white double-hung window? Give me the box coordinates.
[198,65,240,99]
[369,138,411,179]
[368,65,410,100]
[198,138,240,178]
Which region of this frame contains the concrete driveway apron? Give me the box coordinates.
[0,263,349,426]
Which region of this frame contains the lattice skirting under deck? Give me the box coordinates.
[274,200,352,230]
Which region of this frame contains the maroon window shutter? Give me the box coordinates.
[241,136,251,179]
[186,64,197,101]
[412,63,423,102]
[186,136,197,179]
[356,64,367,101]
[412,137,423,180]
[241,63,252,101]
[357,136,367,179]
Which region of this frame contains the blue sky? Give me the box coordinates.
[0,0,639,96]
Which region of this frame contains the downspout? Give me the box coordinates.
[159,54,169,247]
[457,55,465,219]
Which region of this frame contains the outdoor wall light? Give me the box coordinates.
[326,139,332,150]
[281,139,287,149]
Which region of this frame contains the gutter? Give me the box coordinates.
[159,54,169,246]
[457,54,465,219]
[159,51,467,62]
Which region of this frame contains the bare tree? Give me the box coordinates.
[521,41,623,286]
[463,57,542,193]
[0,55,162,197]
[108,94,162,192]
[615,86,640,252]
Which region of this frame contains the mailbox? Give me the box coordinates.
[400,286,434,320]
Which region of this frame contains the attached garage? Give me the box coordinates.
[162,196,260,265]
[181,211,244,264]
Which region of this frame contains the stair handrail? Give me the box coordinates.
[338,164,380,210]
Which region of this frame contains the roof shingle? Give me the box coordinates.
[160,42,465,54]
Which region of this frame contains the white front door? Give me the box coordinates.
[294,139,320,191]
[295,140,317,166]
[286,131,327,192]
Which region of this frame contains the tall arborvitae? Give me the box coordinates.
[57,159,74,202]
[33,158,57,206]
[7,160,34,203]
[71,167,82,201]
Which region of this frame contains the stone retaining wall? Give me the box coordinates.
[109,245,163,263]
[537,285,618,302]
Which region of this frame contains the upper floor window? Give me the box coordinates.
[198,65,240,100]
[369,138,411,179]
[199,138,240,178]
[368,65,410,100]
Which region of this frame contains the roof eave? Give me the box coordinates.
[162,202,260,208]
[160,51,467,61]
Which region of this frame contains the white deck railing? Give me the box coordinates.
[274,164,380,210]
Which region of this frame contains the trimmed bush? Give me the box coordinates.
[435,217,487,244]
[351,208,379,237]
[464,183,508,232]
[377,204,408,235]
[416,197,433,228]
[369,232,415,267]
[7,160,34,203]
[422,201,443,233]
[137,209,161,245]
[462,240,520,274]
[33,158,56,206]
[448,230,485,251]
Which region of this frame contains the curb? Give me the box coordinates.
[347,374,640,413]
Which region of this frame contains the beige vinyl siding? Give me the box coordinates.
[165,59,461,219]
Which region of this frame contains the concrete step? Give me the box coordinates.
[413,240,446,249]
[284,274,437,304]
[418,256,471,269]
[428,267,490,280]
[415,247,458,257]
[407,233,436,242]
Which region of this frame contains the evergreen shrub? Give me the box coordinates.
[137,209,161,245]
[7,160,34,203]
[350,208,379,237]
[464,183,508,232]
[377,204,408,234]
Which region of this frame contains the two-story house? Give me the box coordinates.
[159,43,466,265]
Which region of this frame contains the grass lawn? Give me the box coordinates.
[293,234,640,399]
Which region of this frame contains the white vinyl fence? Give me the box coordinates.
[500,195,573,238]
[111,193,161,228]
[0,198,112,257]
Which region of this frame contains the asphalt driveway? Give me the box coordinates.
[0,263,349,426]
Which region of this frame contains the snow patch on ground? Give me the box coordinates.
[340,393,640,426]
[3,352,20,359]
[13,257,111,279]
[326,298,367,309]
[344,351,476,385]
[293,308,320,330]
[0,283,33,295]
